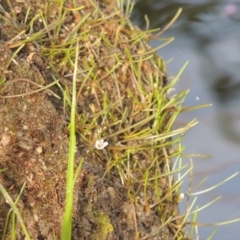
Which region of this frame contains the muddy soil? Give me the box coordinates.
[0,0,188,239]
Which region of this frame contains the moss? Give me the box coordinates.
[89,211,114,240]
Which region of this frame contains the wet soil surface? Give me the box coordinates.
[0,0,187,239]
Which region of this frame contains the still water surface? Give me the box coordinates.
[132,1,240,239]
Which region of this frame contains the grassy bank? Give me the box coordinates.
[0,0,222,239]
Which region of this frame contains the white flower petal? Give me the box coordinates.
[103,141,108,148]
[95,139,108,150]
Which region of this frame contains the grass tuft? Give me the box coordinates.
[0,0,239,239]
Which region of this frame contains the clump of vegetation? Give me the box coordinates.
[1,0,230,239]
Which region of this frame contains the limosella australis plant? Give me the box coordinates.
[0,0,206,239]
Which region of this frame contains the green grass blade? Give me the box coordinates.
[0,182,30,240]
[61,42,79,240]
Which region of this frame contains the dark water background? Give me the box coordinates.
[131,1,240,239]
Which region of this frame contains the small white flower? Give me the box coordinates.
[179,193,185,199]
[94,139,108,150]
[178,193,185,202]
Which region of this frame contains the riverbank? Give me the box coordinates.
[0,0,195,239]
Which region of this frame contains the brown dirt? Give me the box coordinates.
[0,0,189,239]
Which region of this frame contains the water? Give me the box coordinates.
[132,1,240,239]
